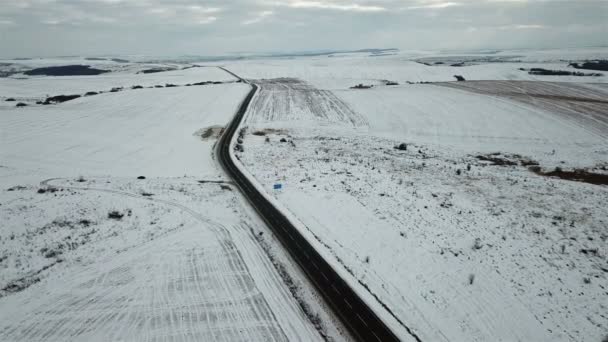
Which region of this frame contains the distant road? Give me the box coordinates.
[216,67,406,342]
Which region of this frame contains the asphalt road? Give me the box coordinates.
[216,67,404,342]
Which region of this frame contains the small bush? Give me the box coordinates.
[395,143,407,151]
[108,211,124,220]
[469,274,475,285]
[43,94,81,105]
[473,238,483,250]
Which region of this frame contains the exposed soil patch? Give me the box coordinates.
[531,167,608,186]
[570,60,608,72]
[523,68,602,77]
[476,153,538,167]
[137,67,176,74]
[251,128,289,136]
[24,65,110,76]
[194,126,224,141]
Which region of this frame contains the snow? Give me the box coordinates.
[2,47,607,341]
[0,65,235,102]
[1,85,247,179]
[0,69,342,341]
[337,83,607,167]
[234,48,608,342]
[222,48,608,90]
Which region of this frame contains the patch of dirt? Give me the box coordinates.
[531,167,608,186]
[251,128,289,136]
[194,126,224,141]
[475,153,539,167]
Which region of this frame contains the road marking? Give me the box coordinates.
[331,283,340,294]
[344,298,353,309]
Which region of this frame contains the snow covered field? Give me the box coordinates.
[223,47,608,90]
[1,48,607,341]
[0,68,344,341]
[234,49,608,341]
[0,63,236,107]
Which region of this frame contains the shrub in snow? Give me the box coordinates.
[395,143,407,151]
[16,102,27,107]
[473,238,483,250]
[43,94,81,105]
[107,211,124,220]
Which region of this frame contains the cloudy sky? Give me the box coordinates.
[0,0,606,57]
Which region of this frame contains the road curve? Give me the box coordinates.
[216,67,403,342]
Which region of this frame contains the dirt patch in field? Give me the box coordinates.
[251,128,289,136]
[530,167,608,186]
[475,153,539,167]
[476,152,608,186]
[194,126,224,141]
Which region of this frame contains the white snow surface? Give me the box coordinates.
[234,48,608,342]
[1,85,246,179]
[222,48,608,90]
[0,65,235,102]
[0,72,340,341]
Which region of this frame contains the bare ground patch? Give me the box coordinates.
[194,125,224,141]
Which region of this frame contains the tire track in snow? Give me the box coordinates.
[0,178,294,341]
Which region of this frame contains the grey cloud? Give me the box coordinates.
[0,0,606,57]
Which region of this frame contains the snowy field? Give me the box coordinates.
[233,48,608,341]
[222,47,608,90]
[0,63,236,107]
[1,48,607,342]
[0,67,345,341]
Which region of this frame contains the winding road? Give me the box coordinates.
[216,67,403,342]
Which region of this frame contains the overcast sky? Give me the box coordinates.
[0,0,606,58]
